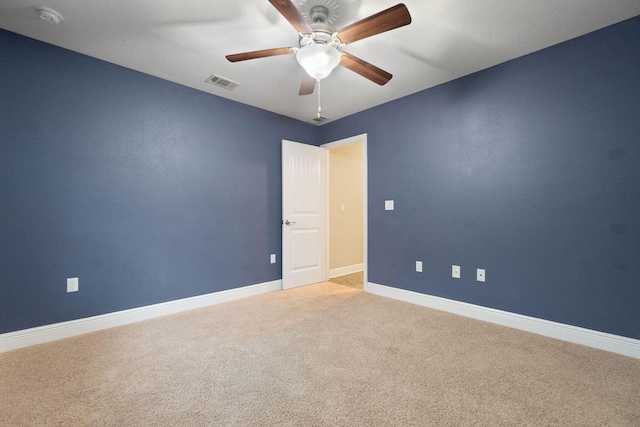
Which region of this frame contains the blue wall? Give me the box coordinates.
[2,15,639,340]
[0,30,316,333]
[319,16,640,339]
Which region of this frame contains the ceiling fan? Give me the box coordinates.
[226,0,412,96]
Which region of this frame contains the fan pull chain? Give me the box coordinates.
[317,78,322,119]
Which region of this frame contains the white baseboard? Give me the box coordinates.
[329,263,364,279]
[0,280,282,353]
[367,282,640,359]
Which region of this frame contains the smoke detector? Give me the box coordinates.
[36,7,63,24]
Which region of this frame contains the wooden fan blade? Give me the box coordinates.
[269,0,314,34]
[226,47,295,62]
[340,53,392,86]
[337,3,411,45]
[299,75,316,95]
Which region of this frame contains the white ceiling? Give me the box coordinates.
[1,0,639,125]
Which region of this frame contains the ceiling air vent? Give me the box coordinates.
[205,74,240,91]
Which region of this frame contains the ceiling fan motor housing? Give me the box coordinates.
[299,5,340,48]
[299,22,337,47]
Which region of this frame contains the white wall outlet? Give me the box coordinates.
[477,268,486,282]
[385,200,394,210]
[452,265,461,279]
[340,203,346,212]
[416,261,423,272]
[270,254,276,264]
[67,277,78,293]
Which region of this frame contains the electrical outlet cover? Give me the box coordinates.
[67,277,79,292]
[452,265,461,279]
[477,268,486,282]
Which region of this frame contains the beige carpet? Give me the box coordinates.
[1,282,639,426]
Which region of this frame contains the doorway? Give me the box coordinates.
[322,134,367,290]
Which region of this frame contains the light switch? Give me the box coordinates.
[385,200,394,210]
[340,203,345,212]
[67,277,78,292]
[270,254,276,264]
[477,268,486,282]
[416,261,423,272]
[452,265,460,279]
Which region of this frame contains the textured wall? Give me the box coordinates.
[2,16,639,339]
[0,30,316,333]
[319,16,640,339]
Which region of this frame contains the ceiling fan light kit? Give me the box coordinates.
[296,43,341,80]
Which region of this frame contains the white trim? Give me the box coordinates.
[329,263,364,278]
[367,282,640,359]
[321,134,366,149]
[0,280,282,353]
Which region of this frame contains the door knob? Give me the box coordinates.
[285,220,296,226]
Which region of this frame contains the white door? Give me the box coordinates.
[282,140,326,289]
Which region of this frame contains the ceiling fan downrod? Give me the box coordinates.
[309,5,329,23]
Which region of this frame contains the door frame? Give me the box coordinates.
[322,134,368,291]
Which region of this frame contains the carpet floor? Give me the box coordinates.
[1,281,639,426]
